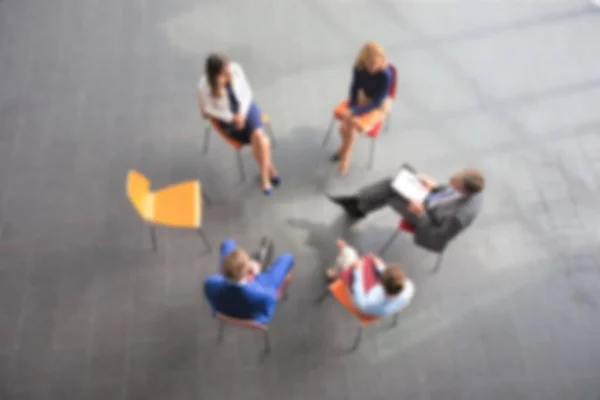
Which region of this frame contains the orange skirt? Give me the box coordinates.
[334,92,390,133]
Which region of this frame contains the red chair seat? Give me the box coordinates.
[399,219,416,233]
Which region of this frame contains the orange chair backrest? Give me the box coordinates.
[388,64,398,100]
[126,170,153,221]
[209,119,244,150]
[329,279,381,326]
[215,313,268,331]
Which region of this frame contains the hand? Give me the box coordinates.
[232,113,245,129]
[339,108,352,121]
[336,239,347,249]
[417,174,438,190]
[408,200,425,216]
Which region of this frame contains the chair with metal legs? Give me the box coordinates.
[203,114,276,182]
[125,170,212,253]
[213,270,293,356]
[322,64,397,170]
[328,279,401,351]
[378,218,445,273]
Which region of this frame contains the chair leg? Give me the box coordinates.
[203,126,211,153]
[378,230,400,256]
[368,138,376,169]
[149,225,158,252]
[383,116,390,133]
[197,228,212,252]
[316,288,330,304]
[265,122,277,148]
[263,331,271,354]
[351,326,363,352]
[321,117,336,148]
[391,312,400,328]
[202,191,212,207]
[433,252,444,274]
[236,151,245,182]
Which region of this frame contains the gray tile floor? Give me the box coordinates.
[1,0,600,399]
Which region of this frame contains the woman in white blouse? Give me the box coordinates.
[197,54,280,195]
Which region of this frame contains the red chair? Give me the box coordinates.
[322,64,398,169]
[379,219,445,273]
[202,114,276,182]
[214,270,293,355]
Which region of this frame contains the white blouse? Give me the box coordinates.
[197,62,253,123]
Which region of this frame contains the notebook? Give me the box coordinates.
[390,164,429,203]
[339,253,380,292]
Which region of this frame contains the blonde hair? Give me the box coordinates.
[354,42,387,70]
[221,249,250,281]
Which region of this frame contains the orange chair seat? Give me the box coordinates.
[333,100,385,138]
[329,279,381,326]
[208,114,270,150]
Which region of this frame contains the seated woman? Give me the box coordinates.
[333,42,393,175]
[328,239,415,317]
[197,54,280,195]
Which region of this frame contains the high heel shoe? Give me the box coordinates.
[263,187,274,196]
[270,176,281,187]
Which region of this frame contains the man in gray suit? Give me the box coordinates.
[328,167,485,252]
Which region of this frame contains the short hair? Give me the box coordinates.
[380,265,405,296]
[221,248,249,282]
[354,42,387,70]
[455,168,485,195]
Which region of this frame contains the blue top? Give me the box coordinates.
[204,240,278,324]
[351,262,415,317]
[349,66,392,115]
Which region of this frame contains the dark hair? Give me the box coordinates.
[205,53,228,97]
[381,265,405,296]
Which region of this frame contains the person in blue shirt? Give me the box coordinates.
[332,42,393,175]
[204,238,294,324]
[332,239,415,317]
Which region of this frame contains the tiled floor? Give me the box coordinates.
[1,0,600,399]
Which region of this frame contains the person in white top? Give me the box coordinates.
[197,54,280,195]
[329,239,416,317]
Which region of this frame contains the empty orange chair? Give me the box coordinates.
[202,114,276,182]
[125,170,211,252]
[329,278,400,351]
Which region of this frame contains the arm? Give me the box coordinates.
[348,68,359,106]
[350,68,391,115]
[230,63,253,118]
[197,81,234,123]
[219,239,237,264]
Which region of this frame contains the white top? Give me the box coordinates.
[196,62,253,123]
[391,167,429,203]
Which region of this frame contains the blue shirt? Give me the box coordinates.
[204,240,277,324]
[351,262,416,317]
[349,66,392,115]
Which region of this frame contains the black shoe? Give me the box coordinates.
[327,195,366,220]
[330,153,341,163]
[254,236,275,270]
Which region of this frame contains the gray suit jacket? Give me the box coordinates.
[358,178,483,253]
[413,186,482,252]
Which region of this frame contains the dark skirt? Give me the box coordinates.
[217,102,263,145]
